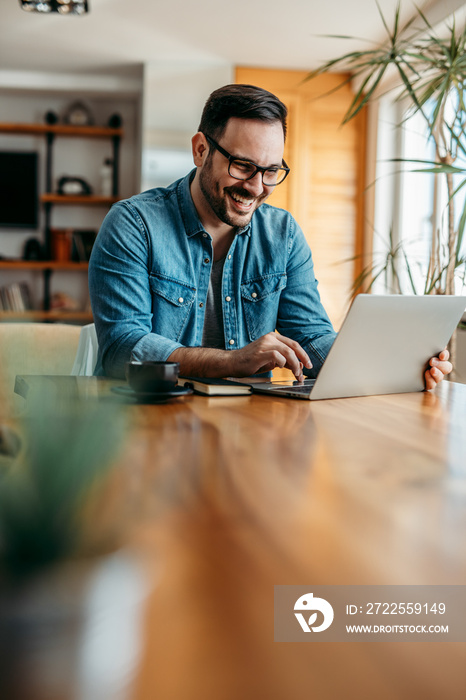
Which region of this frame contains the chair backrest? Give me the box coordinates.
[0,322,81,417]
[71,323,99,376]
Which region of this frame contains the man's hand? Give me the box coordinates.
[231,332,312,381]
[168,332,312,381]
[425,348,452,391]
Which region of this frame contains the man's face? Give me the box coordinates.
[198,118,285,229]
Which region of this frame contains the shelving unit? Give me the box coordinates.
[0,261,89,270]
[41,194,119,205]
[0,121,123,322]
[0,261,93,322]
[0,123,123,137]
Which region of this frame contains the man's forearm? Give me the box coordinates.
[167,346,236,377]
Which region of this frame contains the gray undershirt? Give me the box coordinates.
[202,256,226,349]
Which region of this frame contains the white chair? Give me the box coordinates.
[71,323,99,377]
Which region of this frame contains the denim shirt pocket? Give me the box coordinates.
[241,272,287,340]
[149,273,196,341]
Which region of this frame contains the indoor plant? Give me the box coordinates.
[306,3,466,362]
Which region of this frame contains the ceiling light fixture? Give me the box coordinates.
[19,0,89,14]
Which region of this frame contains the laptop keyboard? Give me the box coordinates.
[272,381,315,394]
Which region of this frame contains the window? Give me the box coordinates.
[372,93,466,296]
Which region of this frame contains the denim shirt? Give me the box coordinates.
[89,171,336,378]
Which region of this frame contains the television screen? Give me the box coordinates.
[0,151,38,228]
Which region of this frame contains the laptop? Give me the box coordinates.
[248,294,466,401]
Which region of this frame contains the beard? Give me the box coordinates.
[198,158,267,229]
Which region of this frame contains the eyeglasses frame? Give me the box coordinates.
[204,134,290,187]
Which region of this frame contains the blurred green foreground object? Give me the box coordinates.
[0,395,127,583]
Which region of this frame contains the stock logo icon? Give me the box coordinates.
[294,592,334,633]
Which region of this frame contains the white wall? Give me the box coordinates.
[140,62,233,191]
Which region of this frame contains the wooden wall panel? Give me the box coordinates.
[235,67,367,328]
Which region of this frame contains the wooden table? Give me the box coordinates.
[3,376,466,699]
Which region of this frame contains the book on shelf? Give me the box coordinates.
[177,376,252,396]
[19,282,33,310]
[71,229,97,262]
[0,282,33,311]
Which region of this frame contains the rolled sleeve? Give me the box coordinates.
[304,332,337,378]
[130,334,183,364]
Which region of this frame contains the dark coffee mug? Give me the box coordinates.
[125,361,180,393]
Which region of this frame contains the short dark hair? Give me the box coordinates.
[198,84,287,141]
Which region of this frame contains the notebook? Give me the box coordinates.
[178,376,251,396]
[247,294,466,401]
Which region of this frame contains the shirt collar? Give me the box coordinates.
[178,170,251,239]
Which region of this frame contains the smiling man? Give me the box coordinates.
[89,84,451,388]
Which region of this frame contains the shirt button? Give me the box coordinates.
[202,233,208,238]
[229,339,235,346]
[204,257,210,264]
[178,297,184,303]
[225,296,231,302]
[251,292,257,298]
[228,254,231,259]
[199,302,204,308]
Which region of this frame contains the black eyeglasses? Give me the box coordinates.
[205,135,290,187]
